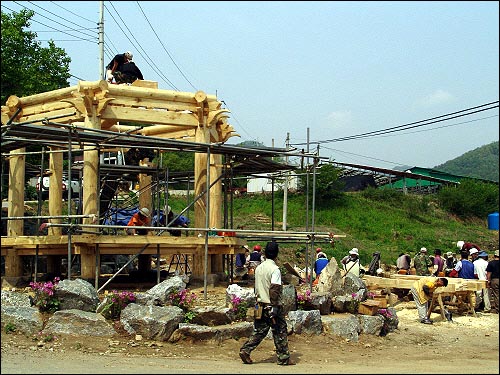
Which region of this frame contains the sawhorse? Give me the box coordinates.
[167,254,191,275]
[427,290,476,320]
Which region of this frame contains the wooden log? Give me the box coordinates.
[131,80,158,89]
[106,82,217,104]
[100,106,199,126]
[7,149,25,236]
[13,107,82,124]
[5,86,76,110]
[48,147,63,236]
[14,101,74,117]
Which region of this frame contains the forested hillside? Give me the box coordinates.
[434,141,499,182]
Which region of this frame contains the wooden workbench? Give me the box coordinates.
[363,274,486,317]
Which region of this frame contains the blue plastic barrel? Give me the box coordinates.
[488,212,499,230]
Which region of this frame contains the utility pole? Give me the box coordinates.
[98,1,105,79]
[282,133,289,231]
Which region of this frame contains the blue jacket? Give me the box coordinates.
[314,258,329,276]
[458,259,475,279]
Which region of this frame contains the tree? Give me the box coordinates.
[1,9,71,105]
[298,163,345,204]
[437,179,499,218]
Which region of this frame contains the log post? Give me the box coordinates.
[5,148,25,277]
[137,158,153,272]
[47,147,63,236]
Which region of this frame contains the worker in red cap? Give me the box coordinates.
[246,244,265,276]
[316,247,327,259]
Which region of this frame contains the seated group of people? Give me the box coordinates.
[234,244,265,278]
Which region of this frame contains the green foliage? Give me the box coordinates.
[25,184,38,200]
[229,183,498,267]
[29,277,61,313]
[100,290,136,320]
[435,141,499,182]
[1,9,71,104]
[183,310,197,323]
[298,164,346,204]
[437,179,499,218]
[4,322,16,334]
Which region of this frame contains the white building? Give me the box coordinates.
[247,172,299,193]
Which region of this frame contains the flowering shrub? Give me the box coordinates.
[29,277,61,313]
[168,288,197,312]
[229,294,249,321]
[351,292,362,300]
[377,308,398,336]
[297,289,312,309]
[100,290,136,320]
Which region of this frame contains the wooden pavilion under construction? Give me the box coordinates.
[1,79,328,288]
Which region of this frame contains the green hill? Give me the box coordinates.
[434,141,499,182]
[225,191,499,269]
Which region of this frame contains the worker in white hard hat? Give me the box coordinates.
[125,207,150,235]
[456,240,482,253]
[341,248,361,277]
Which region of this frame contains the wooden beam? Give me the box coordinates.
[100,106,199,126]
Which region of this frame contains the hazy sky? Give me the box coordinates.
[3,1,499,169]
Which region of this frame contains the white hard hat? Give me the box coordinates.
[420,247,427,253]
[139,207,150,217]
[469,248,478,255]
[456,241,464,249]
[349,248,359,255]
[124,51,133,60]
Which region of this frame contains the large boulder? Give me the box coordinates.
[43,309,116,337]
[138,276,187,305]
[1,290,32,307]
[313,257,344,296]
[287,310,323,335]
[54,278,99,312]
[225,284,255,307]
[1,305,44,335]
[120,303,184,341]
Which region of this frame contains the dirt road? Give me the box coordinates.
[1,303,498,374]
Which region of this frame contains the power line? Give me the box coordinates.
[291,101,499,146]
[136,1,197,91]
[49,1,96,24]
[8,2,97,42]
[20,1,98,39]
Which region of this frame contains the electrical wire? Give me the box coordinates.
[291,101,499,146]
[136,1,197,91]
[19,1,98,40]
[49,0,97,24]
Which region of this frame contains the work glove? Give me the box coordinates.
[269,306,279,320]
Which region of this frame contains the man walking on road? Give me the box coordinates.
[239,241,294,366]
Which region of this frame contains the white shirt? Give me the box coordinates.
[473,258,488,280]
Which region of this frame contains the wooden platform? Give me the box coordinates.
[1,234,245,279]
